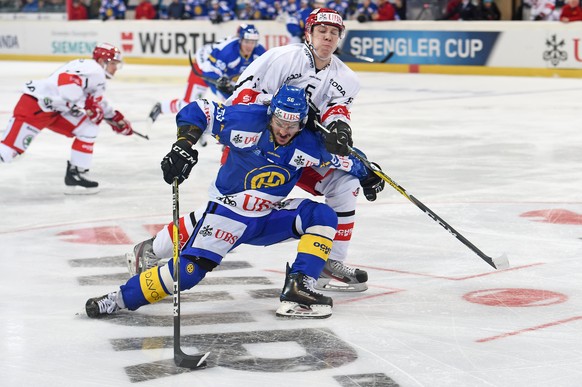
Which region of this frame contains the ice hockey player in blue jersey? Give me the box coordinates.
[85,85,379,319]
[201,24,266,100]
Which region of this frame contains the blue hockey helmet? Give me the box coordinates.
[268,85,309,127]
[238,24,260,41]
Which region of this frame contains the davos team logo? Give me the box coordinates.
[290,149,319,169]
[543,34,567,67]
[244,165,291,189]
[199,225,213,237]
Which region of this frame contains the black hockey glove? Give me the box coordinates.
[216,76,234,95]
[359,162,385,202]
[322,120,353,156]
[161,139,199,185]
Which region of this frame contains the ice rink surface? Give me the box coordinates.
[1,61,581,387]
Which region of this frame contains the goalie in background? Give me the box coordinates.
[0,43,133,195]
[87,85,384,319]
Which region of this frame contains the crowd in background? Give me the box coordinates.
[3,0,582,22]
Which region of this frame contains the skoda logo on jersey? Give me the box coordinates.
[284,73,302,83]
[244,165,291,189]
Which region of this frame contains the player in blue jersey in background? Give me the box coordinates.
[86,85,380,319]
[147,24,266,125]
[201,23,266,100]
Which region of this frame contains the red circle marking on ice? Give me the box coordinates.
[463,288,567,307]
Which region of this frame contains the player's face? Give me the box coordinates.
[240,39,257,57]
[270,116,301,146]
[310,24,341,60]
[103,59,121,78]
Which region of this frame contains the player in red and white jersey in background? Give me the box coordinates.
[125,8,385,293]
[0,43,133,194]
[226,8,385,292]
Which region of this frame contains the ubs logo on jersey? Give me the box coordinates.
[231,131,260,148]
[290,149,319,169]
[244,165,290,189]
[215,229,238,245]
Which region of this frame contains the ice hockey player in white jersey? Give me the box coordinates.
[147,24,266,126]
[0,43,133,194]
[226,8,385,292]
[86,85,382,319]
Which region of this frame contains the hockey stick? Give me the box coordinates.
[314,122,509,270]
[133,129,150,140]
[172,178,210,368]
[336,49,394,64]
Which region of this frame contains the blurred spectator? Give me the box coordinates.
[70,0,88,18]
[524,0,558,20]
[185,0,208,19]
[284,0,299,14]
[21,0,42,12]
[559,0,582,20]
[99,0,126,19]
[327,0,350,18]
[373,0,397,19]
[355,0,378,22]
[135,0,156,18]
[439,0,478,20]
[208,0,236,23]
[166,0,186,19]
[238,0,262,19]
[87,0,101,18]
[477,0,500,19]
[393,0,406,19]
[286,0,313,43]
[44,0,65,11]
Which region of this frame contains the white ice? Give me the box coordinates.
[1,61,581,387]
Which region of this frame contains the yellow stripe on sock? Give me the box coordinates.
[298,234,333,261]
[139,267,169,304]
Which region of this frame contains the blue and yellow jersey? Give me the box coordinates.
[177,100,368,216]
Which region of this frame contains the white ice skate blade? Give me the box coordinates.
[64,186,100,195]
[315,278,368,292]
[275,301,332,319]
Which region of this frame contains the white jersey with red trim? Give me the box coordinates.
[226,43,360,127]
[22,58,113,116]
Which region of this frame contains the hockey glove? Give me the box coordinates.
[323,120,353,156]
[216,76,234,95]
[360,162,385,202]
[161,139,199,185]
[105,110,133,136]
[84,95,104,125]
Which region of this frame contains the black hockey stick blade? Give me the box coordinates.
[380,51,394,63]
[175,350,210,369]
[132,129,149,140]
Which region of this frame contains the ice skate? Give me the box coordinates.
[64,161,99,195]
[85,291,124,318]
[315,259,368,292]
[126,237,164,276]
[148,102,162,123]
[276,264,333,319]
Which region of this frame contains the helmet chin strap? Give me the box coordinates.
[306,35,333,64]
